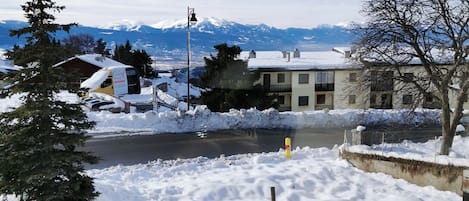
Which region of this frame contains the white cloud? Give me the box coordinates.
[0,0,365,28]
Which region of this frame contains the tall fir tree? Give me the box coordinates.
[0,0,99,200]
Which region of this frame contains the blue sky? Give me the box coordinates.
[1,0,365,28]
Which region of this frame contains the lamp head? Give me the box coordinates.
[190,13,198,25]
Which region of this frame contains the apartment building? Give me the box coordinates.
[243,48,364,112]
[242,48,468,112]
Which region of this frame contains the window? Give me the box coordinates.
[315,71,335,91]
[298,96,309,106]
[316,94,326,105]
[277,73,285,83]
[298,74,309,84]
[277,95,285,105]
[101,78,112,88]
[349,73,357,82]
[349,95,356,104]
[402,95,413,105]
[425,94,433,103]
[371,71,393,91]
[403,73,413,82]
[370,94,376,105]
[316,71,334,84]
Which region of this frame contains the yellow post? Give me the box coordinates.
[285,137,291,159]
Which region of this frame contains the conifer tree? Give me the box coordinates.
[200,43,278,112]
[113,40,153,77]
[94,38,110,56]
[0,0,99,200]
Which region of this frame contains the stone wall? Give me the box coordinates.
[340,150,467,195]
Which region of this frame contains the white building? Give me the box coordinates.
[242,48,468,112]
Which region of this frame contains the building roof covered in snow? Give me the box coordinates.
[55,54,126,69]
[0,59,22,74]
[240,48,363,71]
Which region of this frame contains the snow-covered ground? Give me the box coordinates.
[0,76,467,200]
[346,135,469,166]
[85,143,462,201]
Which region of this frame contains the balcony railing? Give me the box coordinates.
[315,83,334,91]
[315,104,333,110]
[264,84,292,92]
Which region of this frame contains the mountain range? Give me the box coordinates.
[0,18,354,67]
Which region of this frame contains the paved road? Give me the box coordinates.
[82,128,350,169]
[82,126,442,169]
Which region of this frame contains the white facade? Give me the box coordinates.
[244,49,468,112]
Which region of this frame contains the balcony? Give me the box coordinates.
[370,83,393,92]
[315,83,334,91]
[263,84,292,92]
[315,104,333,110]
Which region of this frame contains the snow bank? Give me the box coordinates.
[87,146,459,201]
[346,135,469,166]
[87,107,441,136]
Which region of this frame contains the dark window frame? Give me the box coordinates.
[402,94,413,105]
[349,73,357,82]
[277,95,285,105]
[349,95,356,104]
[277,73,285,83]
[298,74,309,84]
[298,96,309,106]
[316,94,326,105]
[403,73,414,83]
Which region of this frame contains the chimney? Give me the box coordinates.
[249,50,256,59]
[344,50,351,58]
[282,51,288,58]
[293,48,300,58]
[288,52,291,62]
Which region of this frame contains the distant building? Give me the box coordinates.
[241,48,468,112]
[54,54,131,88]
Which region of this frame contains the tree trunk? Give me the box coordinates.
[439,91,454,155]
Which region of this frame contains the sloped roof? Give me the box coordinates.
[80,69,109,90]
[0,59,23,73]
[55,54,127,68]
[240,48,362,71]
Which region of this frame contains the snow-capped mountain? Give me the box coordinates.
[0,18,354,66]
[152,17,239,30]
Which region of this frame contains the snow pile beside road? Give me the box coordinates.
[87,146,459,201]
[87,106,440,135]
[346,135,469,166]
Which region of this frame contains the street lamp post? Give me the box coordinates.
[187,7,197,111]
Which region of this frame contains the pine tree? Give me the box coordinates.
[200,43,278,112]
[63,33,96,54]
[0,1,99,200]
[113,40,153,77]
[94,38,110,56]
[113,40,133,65]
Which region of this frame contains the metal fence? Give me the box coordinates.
[351,126,445,146]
